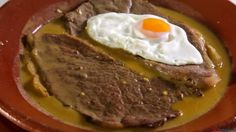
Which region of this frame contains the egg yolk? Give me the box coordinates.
[142,18,170,32]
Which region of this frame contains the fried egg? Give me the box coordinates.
[86,12,203,65]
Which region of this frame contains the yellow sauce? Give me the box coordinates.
[20,7,231,131]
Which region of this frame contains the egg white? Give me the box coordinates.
[86,12,203,65]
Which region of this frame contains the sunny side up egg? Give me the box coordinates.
[86,12,203,65]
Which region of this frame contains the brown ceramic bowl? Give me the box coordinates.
[0,0,235,131]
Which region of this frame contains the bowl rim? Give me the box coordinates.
[0,0,236,131]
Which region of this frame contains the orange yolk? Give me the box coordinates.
[142,18,170,32]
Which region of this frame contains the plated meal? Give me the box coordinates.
[18,0,231,131]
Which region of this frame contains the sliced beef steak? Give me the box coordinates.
[25,33,197,128]
[64,0,220,90]
[65,0,132,35]
[65,2,96,35]
[89,0,132,13]
[140,23,220,89]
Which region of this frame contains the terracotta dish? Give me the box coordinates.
[0,0,235,131]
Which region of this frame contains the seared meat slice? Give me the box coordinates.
[64,0,132,35]
[65,2,96,35]
[64,0,220,90]
[89,0,132,13]
[26,33,191,128]
[132,1,219,88]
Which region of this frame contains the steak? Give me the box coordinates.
[64,0,220,90]
[24,33,196,128]
[65,0,132,35]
